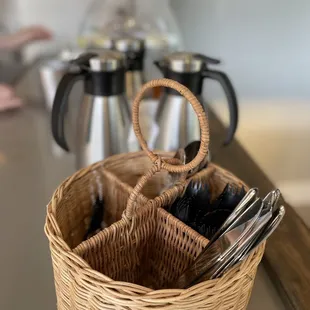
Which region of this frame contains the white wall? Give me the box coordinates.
[13,0,92,60]
[15,0,91,37]
[0,0,18,31]
[171,0,310,99]
[2,0,310,97]
[171,0,310,215]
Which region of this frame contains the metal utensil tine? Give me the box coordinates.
[210,188,258,243]
[190,198,263,283]
[239,205,285,261]
[213,207,274,278]
[262,189,281,210]
[271,189,281,211]
[210,201,272,279]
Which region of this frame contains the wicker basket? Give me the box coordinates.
[45,79,265,310]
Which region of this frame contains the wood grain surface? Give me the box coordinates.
[208,110,310,310]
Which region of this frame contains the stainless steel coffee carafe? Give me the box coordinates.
[52,51,130,169]
[114,37,159,152]
[114,37,145,106]
[154,52,238,151]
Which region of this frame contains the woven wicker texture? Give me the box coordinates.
[45,79,264,310]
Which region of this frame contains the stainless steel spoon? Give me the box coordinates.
[239,205,285,260]
[173,198,263,288]
[234,189,281,260]
[214,204,285,278]
[209,188,259,244]
[212,206,273,278]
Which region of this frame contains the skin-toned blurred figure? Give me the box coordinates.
[0,25,52,111]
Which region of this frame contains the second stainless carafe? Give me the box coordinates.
[52,51,130,169]
[114,37,145,106]
[154,52,238,151]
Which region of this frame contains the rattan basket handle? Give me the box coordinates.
[125,157,184,220]
[125,79,210,220]
[132,78,210,173]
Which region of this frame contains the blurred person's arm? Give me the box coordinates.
[0,25,51,50]
[0,84,22,111]
[0,25,52,111]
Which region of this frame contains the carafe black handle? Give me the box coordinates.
[51,53,95,151]
[51,72,85,151]
[203,70,238,146]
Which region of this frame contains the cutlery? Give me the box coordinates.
[169,179,212,224]
[239,205,285,261]
[173,198,263,288]
[194,184,246,239]
[212,195,284,278]
[211,206,273,278]
[209,188,258,243]
[172,187,285,287]
[233,189,281,258]
[169,182,247,239]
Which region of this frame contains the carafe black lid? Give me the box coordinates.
[89,50,125,72]
[162,52,220,73]
[114,37,144,53]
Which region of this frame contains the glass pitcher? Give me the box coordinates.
[77,0,183,81]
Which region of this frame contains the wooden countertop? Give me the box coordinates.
[209,110,310,310]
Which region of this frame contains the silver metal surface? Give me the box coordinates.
[236,190,280,256]
[211,188,259,242]
[210,191,284,279]
[89,50,125,72]
[204,198,264,280]
[269,189,281,211]
[155,94,202,151]
[216,206,285,278]
[51,49,129,168]
[176,198,263,287]
[59,48,85,62]
[214,198,263,261]
[114,37,144,53]
[214,204,273,278]
[75,94,130,168]
[114,37,145,106]
[240,205,286,260]
[164,52,205,73]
